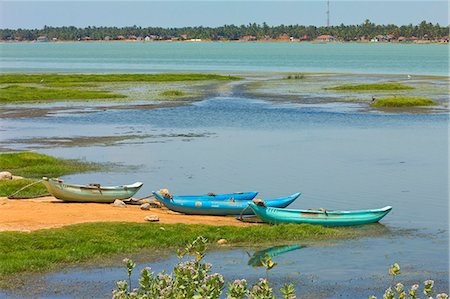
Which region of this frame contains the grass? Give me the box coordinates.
[44,82,99,88]
[0,152,102,198]
[0,221,359,283]
[371,96,437,107]
[0,73,241,84]
[0,179,48,198]
[326,83,414,91]
[0,85,125,102]
[159,89,186,97]
[0,152,101,178]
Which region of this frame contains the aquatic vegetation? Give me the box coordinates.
[0,85,125,102]
[371,96,437,107]
[160,89,186,97]
[0,73,240,84]
[369,263,448,299]
[327,83,414,91]
[113,237,293,299]
[285,74,305,80]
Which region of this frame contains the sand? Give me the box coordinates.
[0,197,252,232]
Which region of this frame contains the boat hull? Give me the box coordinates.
[249,203,392,226]
[153,192,301,216]
[173,192,258,201]
[42,178,143,203]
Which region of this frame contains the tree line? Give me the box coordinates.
[1,20,448,41]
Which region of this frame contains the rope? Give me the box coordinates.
[7,179,48,199]
[239,205,251,221]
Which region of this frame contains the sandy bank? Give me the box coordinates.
[0,197,252,232]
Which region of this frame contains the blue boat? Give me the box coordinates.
[249,202,392,226]
[153,191,301,216]
[248,244,303,267]
[173,191,258,201]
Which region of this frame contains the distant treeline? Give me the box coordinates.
[1,20,448,41]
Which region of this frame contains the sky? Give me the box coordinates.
[0,1,448,29]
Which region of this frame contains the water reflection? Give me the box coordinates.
[248,244,303,267]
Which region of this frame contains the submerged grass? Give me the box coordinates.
[0,221,357,282]
[327,83,414,91]
[0,73,240,84]
[159,89,186,97]
[0,85,125,102]
[371,96,437,107]
[0,152,103,198]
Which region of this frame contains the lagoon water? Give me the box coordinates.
[0,42,449,298]
[0,42,448,75]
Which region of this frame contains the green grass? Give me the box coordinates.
[0,73,240,84]
[0,85,125,102]
[0,152,102,198]
[0,152,101,178]
[44,82,99,88]
[326,83,414,91]
[0,179,48,198]
[159,89,186,97]
[0,221,359,282]
[371,96,437,107]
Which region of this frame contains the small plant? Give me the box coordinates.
[113,236,297,299]
[160,89,186,97]
[369,263,448,299]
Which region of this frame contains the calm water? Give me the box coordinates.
[1,96,449,298]
[0,42,448,75]
[0,42,449,298]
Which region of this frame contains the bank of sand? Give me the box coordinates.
[0,197,253,232]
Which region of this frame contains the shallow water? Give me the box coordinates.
[1,42,448,75]
[1,91,449,297]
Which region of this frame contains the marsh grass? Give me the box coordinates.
[0,179,48,198]
[44,82,100,88]
[0,73,240,84]
[0,152,103,197]
[159,89,186,97]
[0,152,101,178]
[0,222,358,284]
[327,83,414,91]
[371,96,437,107]
[0,85,125,102]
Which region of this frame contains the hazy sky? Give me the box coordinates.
[1,1,448,29]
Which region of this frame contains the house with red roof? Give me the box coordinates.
[315,34,336,42]
[37,36,49,42]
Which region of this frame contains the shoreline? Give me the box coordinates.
[0,196,253,232]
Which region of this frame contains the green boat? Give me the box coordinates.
[42,177,143,203]
[249,201,392,226]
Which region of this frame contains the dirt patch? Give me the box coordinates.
[0,197,253,231]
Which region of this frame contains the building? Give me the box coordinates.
[36,36,49,42]
[239,35,257,41]
[315,34,336,42]
[278,33,290,40]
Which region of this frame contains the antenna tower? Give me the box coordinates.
[326,1,330,27]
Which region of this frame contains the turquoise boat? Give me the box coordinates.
[248,244,303,267]
[173,191,258,201]
[42,177,143,203]
[153,191,301,216]
[249,202,392,226]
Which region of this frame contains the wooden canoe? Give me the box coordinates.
[249,202,392,226]
[42,177,143,203]
[153,191,301,216]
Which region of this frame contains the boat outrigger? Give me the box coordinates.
[42,177,143,203]
[249,201,392,226]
